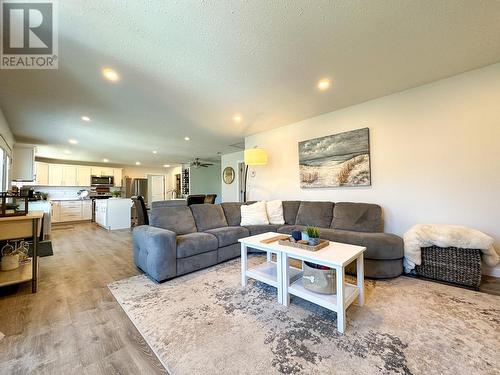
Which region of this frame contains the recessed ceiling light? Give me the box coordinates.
[102,68,120,82]
[81,116,90,122]
[317,78,331,91]
[152,150,158,154]
[135,161,141,165]
[233,114,242,123]
[163,164,171,168]
[64,149,71,154]
[184,136,190,141]
[103,158,109,163]
[68,139,78,144]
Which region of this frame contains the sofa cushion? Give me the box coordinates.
[221,202,244,226]
[176,232,219,258]
[244,224,280,236]
[277,224,306,235]
[205,226,250,247]
[266,200,285,225]
[332,202,383,232]
[319,228,403,260]
[190,204,228,231]
[151,206,197,235]
[295,201,334,228]
[241,201,269,225]
[282,201,301,225]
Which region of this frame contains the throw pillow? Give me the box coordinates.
[266,200,285,225]
[240,201,269,226]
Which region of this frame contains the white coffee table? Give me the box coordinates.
[239,232,366,333]
[239,232,303,304]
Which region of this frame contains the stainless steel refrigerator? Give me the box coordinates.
[124,178,148,207]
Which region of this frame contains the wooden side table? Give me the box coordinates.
[0,211,43,293]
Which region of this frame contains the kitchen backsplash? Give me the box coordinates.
[35,186,90,200]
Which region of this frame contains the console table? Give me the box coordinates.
[0,211,43,293]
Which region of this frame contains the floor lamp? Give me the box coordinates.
[243,148,268,202]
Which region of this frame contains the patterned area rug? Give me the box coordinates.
[108,256,500,375]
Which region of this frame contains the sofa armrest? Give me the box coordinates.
[133,225,177,282]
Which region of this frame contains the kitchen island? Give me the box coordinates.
[95,198,132,230]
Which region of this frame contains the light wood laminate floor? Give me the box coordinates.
[0,223,167,375]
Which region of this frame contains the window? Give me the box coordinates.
[0,147,9,192]
[0,147,4,191]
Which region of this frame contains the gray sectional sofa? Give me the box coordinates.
[133,201,404,282]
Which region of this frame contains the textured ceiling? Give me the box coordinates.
[1,0,500,167]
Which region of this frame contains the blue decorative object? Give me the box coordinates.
[308,238,320,246]
[291,230,302,241]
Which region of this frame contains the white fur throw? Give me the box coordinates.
[404,224,499,273]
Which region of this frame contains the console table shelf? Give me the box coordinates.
[0,211,43,293]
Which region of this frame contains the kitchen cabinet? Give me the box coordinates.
[48,164,63,186]
[12,145,35,181]
[82,200,92,220]
[113,168,123,187]
[35,162,49,185]
[95,198,132,230]
[91,167,114,176]
[77,166,91,186]
[51,201,61,223]
[62,165,77,186]
[50,199,93,223]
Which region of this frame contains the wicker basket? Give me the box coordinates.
[415,246,481,289]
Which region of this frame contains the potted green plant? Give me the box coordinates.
[111,190,121,198]
[306,226,321,246]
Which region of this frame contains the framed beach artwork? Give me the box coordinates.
[298,128,371,188]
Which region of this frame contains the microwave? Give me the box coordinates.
[91,175,114,187]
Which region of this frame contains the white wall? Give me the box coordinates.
[246,63,500,253]
[190,163,222,202]
[221,151,244,202]
[0,108,15,152]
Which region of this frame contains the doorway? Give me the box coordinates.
[148,175,166,203]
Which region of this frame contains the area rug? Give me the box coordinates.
[108,256,500,375]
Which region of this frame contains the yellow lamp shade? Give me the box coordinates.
[244,148,268,166]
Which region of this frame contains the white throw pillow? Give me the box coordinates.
[240,201,269,226]
[266,200,285,225]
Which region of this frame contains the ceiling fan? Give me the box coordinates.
[189,158,214,168]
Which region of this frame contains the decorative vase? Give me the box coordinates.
[291,230,302,241]
[308,238,320,246]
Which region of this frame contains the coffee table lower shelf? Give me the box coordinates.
[246,261,302,288]
[288,277,359,313]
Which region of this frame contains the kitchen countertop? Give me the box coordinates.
[49,198,92,201]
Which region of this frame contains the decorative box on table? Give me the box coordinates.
[0,193,28,217]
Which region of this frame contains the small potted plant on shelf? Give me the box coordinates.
[306,226,321,246]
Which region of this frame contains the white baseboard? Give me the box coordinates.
[483,265,500,277]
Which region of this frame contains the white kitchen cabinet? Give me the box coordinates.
[48,164,63,186]
[35,162,49,185]
[91,167,114,176]
[95,198,132,230]
[59,200,82,221]
[51,201,61,223]
[77,166,91,186]
[12,145,35,181]
[82,200,92,220]
[62,165,77,186]
[113,168,123,187]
